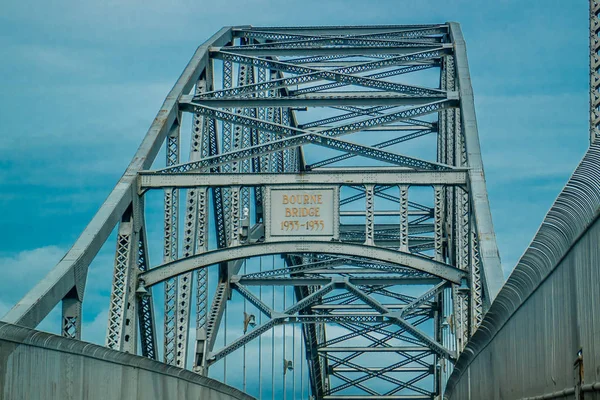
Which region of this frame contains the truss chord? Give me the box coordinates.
[229,33,443,49]
[198,48,449,98]
[159,100,455,174]
[235,26,448,42]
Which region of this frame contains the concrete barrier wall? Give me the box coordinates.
[0,322,255,400]
[444,143,600,400]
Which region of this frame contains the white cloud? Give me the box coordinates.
[82,308,109,345]
[0,243,115,339]
[0,246,65,306]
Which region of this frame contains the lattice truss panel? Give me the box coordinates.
[4,24,504,400]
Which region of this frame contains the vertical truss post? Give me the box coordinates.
[470,220,484,333]
[198,55,234,375]
[177,77,205,369]
[193,68,216,374]
[163,120,180,365]
[230,186,241,246]
[438,57,447,166]
[455,195,472,350]
[106,206,139,353]
[456,107,473,348]
[175,75,214,369]
[197,108,222,375]
[442,55,456,258]
[193,187,209,373]
[61,289,81,340]
[364,184,375,246]
[255,65,269,221]
[137,227,157,359]
[282,108,296,172]
[269,69,284,173]
[434,185,445,262]
[433,289,442,396]
[232,48,255,212]
[221,58,234,237]
[222,59,234,157]
[399,184,409,252]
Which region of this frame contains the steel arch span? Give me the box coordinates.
[3,23,504,399]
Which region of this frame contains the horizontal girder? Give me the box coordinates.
[181,92,450,108]
[211,45,448,56]
[228,35,443,49]
[234,25,448,37]
[234,276,440,286]
[318,346,431,353]
[241,256,432,279]
[333,367,430,373]
[138,169,467,190]
[323,396,431,400]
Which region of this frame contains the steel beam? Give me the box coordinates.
[236,276,439,286]
[140,241,467,287]
[319,347,431,353]
[181,93,448,108]
[139,169,467,189]
[211,45,447,56]
[234,25,448,37]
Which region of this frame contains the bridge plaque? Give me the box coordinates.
[265,186,339,240]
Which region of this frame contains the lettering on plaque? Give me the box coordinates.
[269,188,335,237]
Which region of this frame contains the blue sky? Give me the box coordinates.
[0,0,589,378]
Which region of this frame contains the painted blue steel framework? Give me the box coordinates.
[2,23,503,399]
[1,20,597,400]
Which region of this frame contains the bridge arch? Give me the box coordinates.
[140,240,467,287]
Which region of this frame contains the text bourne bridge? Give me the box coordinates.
[2,22,599,400]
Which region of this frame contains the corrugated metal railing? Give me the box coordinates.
[444,143,600,399]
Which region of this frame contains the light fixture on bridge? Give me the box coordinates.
[457,277,470,293]
[243,312,256,333]
[240,207,250,242]
[284,359,293,375]
[135,278,150,298]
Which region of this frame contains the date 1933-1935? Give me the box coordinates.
[280,220,325,231]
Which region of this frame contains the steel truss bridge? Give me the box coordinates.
[2,20,598,400]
